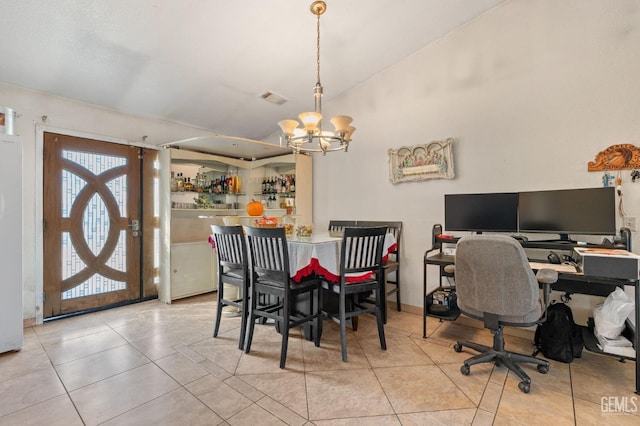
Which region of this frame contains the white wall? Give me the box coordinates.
[313,0,640,324]
[0,82,213,322]
[3,0,640,325]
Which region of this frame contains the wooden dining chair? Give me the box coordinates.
[244,226,323,368]
[327,220,357,233]
[357,221,403,322]
[210,225,250,350]
[323,226,387,362]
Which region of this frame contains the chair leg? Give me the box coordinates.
[279,325,289,369]
[314,287,322,347]
[280,298,290,369]
[244,290,257,354]
[464,349,498,367]
[501,357,532,384]
[458,340,492,354]
[340,291,348,362]
[395,269,401,312]
[381,274,388,324]
[238,285,248,350]
[213,280,224,338]
[375,284,386,351]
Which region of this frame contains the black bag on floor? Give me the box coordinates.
[534,302,583,363]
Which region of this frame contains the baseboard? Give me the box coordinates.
[23,317,35,328]
[393,302,535,340]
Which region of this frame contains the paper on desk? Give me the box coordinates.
[528,262,579,274]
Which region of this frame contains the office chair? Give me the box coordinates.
[244,226,323,368]
[210,225,250,350]
[322,226,387,362]
[452,234,557,393]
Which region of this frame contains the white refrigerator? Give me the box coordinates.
[0,134,23,353]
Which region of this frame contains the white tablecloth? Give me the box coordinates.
[287,233,397,282]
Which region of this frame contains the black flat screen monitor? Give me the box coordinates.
[445,192,519,233]
[518,187,616,238]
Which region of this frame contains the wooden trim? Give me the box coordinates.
[588,143,640,171]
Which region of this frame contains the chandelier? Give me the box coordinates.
[278,1,355,155]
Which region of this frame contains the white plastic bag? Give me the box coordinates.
[593,288,634,339]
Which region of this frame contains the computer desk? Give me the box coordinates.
[423,244,640,395]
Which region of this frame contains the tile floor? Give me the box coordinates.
[0,293,638,425]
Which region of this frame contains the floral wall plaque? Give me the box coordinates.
[388,138,454,184]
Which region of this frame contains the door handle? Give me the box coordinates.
[129,219,141,237]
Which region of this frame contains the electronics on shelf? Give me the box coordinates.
[518,187,616,239]
[444,192,519,233]
[444,187,617,241]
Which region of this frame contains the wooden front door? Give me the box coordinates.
[43,132,157,318]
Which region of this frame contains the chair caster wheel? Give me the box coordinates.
[460,365,470,376]
[537,364,549,374]
[518,381,531,393]
[453,343,462,353]
[494,360,502,368]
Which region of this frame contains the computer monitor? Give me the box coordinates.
[518,187,616,239]
[444,192,519,233]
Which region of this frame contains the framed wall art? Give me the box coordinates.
[388,138,455,184]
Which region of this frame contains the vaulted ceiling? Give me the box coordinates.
[0,0,504,156]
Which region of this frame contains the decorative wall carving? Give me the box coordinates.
[588,144,640,171]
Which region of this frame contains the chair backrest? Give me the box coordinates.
[357,221,402,256]
[340,226,387,278]
[244,226,290,283]
[454,234,540,318]
[210,225,247,271]
[328,220,357,232]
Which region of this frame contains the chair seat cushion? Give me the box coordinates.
[222,268,244,279]
[256,273,319,292]
[322,278,379,295]
[458,299,543,326]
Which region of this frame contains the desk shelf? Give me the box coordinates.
[424,224,640,394]
[424,286,460,321]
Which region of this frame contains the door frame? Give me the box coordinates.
[35,124,158,324]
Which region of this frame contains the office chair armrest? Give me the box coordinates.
[536,268,558,321]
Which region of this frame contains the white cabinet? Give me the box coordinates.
[170,242,216,300]
[0,134,23,353]
[158,148,312,303]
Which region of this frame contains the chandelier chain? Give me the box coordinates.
[316,12,321,84]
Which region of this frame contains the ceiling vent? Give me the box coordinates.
[260,91,288,105]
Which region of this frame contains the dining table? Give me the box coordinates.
[286,231,397,339]
[286,231,397,283]
[209,228,398,339]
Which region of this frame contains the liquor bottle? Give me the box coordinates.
[170,171,178,192]
[226,176,233,193]
[176,173,184,192]
[290,176,295,193]
[233,175,240,194]
[274,176,281,193]
[184,177,194,191]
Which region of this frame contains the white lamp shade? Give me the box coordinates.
[293,128,307,138]
[330,115,353,133]
[298,112,322,132]
[277,119,299,136]
[344,126,356,141]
